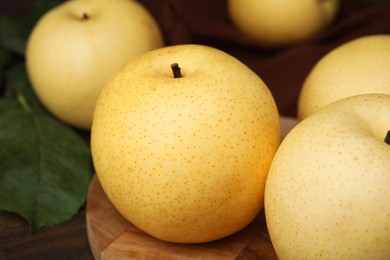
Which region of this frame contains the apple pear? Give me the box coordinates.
[228,0,340,47]
[265,93,390,259]
[91,44,281,243]
[26,0,164,129]
[298,34,390,120]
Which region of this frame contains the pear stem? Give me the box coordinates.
[171,63,182,78]
[385,130,390,145]
[82,12,89,20]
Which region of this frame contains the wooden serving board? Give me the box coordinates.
[86,176,277,260]
[86,117,297,259]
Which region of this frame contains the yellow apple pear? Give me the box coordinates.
[91,44,281,243]
[26,0,164,129]
[228,0,340,47]
[265,93,390,259]
[298,34,390,120]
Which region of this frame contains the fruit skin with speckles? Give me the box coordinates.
[298,34,390,121]
[26,0,164,130]
[265,93,390,259]
[91,44,281,243]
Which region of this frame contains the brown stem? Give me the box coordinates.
[171,63,182,78]
[82,12,89,20]
[385,130,390,145]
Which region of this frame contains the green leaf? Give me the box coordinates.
[0,45,12,69]
[0,15,27,56]
[0,65,93,234]
[0,97,93,234]
[6,62,46,112]
[0,46,11,96]
[26,0,63,23]
[0,0,62,56]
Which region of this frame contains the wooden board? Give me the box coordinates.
[86,117,297,259]
[86,176,278,260]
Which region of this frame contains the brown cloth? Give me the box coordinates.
[139,0,390,117]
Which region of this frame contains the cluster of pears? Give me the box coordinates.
[25,0,389,258]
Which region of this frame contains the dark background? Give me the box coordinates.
[2,0,390,117]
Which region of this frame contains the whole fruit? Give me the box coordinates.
[265,93,390,259]
[298,34,390,120]
[91,44,281,243]
[228,0,339,47]
[26,0,164,129]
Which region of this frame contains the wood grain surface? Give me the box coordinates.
[0,208,93,260]
[86,176,277,260]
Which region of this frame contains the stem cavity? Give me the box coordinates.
[171,63,182,78]
[82,12,89,20]
[385,130,390,145]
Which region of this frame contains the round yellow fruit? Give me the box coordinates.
[265,93,390,259]
[298,34,390,120]
[228,0,339,47]
[91,44,281,243]
[26,0,164,129]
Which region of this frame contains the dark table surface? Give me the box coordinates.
[0,207,94,260]
[1,0,390,259]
